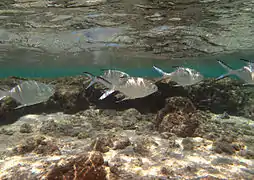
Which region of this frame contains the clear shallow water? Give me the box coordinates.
[1,45,254,78]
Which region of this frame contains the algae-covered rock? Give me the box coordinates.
[90,135,114,153]
[187,79,247,115]
[45,151,107,180]
[12,135,60,155]
[155,96,206,137]
[19,123,33,133]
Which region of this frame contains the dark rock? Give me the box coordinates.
[0,128,14,135]
[40,120,58,135]
[213,141,235,155]
[45,151,107,180]
[219,112,230,119]
[121,108,142,129]
[99,109,118,117]
[112,136,131,150]
[133,137,158,156]
[90,135,114,153]
[182,138,194,151]
[130,158,143,167]
[155,96,205,137]
[211,157,234,165]
[160,166,173,176]
[232,143,244,151]
[108,164,160,180]
[190,175,227,180]
[20,123,33,133]
[187,79,247,116]
[12,135,60,155]
[77,132,89,139]
[39,119,78,137]
[122,108,142,120]
[239,150,254,159]
[0,97,20,125]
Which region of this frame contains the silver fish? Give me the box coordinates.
[216,59,254,85]
[84,72,158,100]
[86,69,130,89]
[153,66,204,86]
[0,80,55,109]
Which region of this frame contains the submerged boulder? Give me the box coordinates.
[186,79,247,115]
[156,78,254,118]
[45,151,106,180]
[154,96,206,137]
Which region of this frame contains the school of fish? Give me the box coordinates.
[0,59,253,109]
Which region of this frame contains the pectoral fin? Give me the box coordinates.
[115,96,130,103]
[173,84,183,87]
[14,104,26,109]
[99,89,115,100]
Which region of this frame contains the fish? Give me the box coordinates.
[216,59,254,85]
[86,69,130,89]
[153,66,204,86]
[0,80,55,109]
[83,72,158,100]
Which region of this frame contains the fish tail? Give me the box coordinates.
[153,66,167,76]
[83,72,97,89]
[0,89,8,101]
[216,60,237,80]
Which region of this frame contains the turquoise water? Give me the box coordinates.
[1,47,254,78]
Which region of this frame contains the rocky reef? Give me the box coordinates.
[0,76,254,179]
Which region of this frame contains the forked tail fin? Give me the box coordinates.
[153,66,167,76]
[216,59,237,81]
[0,88,8,101]
[83,72,97,89]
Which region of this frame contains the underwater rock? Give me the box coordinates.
[155,96,205,137]
[133,136,158,156]
[182,137,195,151]
[211,157,235,166]
[12,135,60,155]
[213,140,235,155]
[239,149,254,159]
[90,135,130,152]
[0,97,20,125]
[90,135,114,153]
[154,78,254,119]
[112,136,131,150]
[52,84,89,114]
[19,123,33,133]
[187,79,247,115]
[39,120,58,135]
[45,151,106,180]
[0,128,15,135]
[191,175,227,180]
[39,117,84,137]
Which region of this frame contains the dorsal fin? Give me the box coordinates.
[172,65,181,69]
[82,72,95,78]
[239,58,253,63]
[216,59,234,70]
[97,76,113,85]
[100,68,111,72]
[239,59,254,67]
